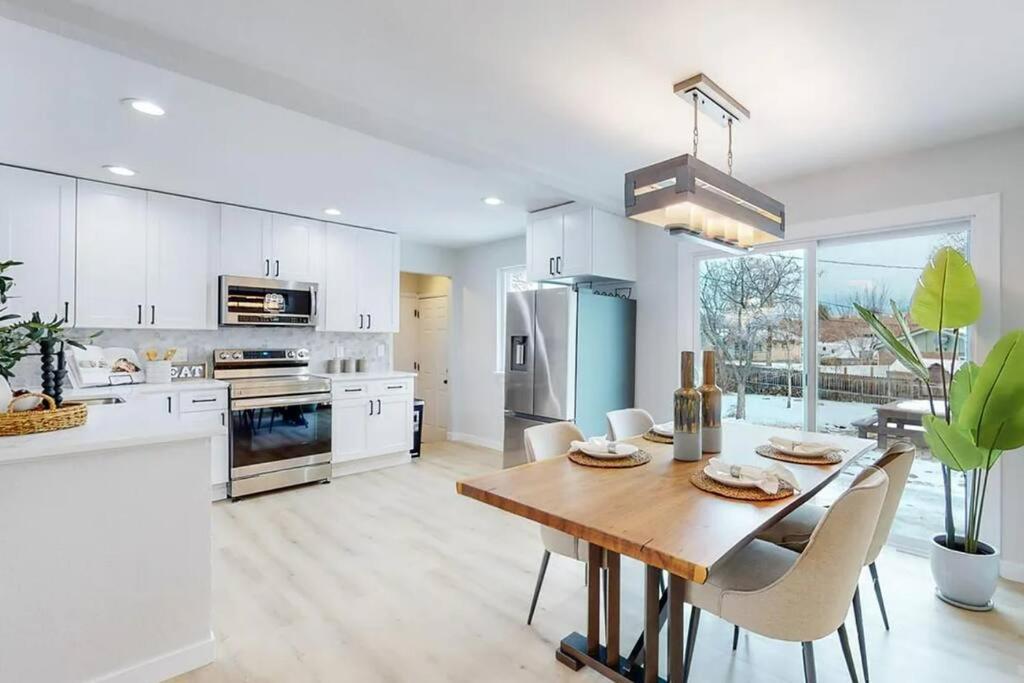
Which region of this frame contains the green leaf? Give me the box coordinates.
[950,361,980,426]
[909,247,981,331]
[923,414,998,472]
[854,303,929,381]
[960,330,1024,450]
[892,300,924,361]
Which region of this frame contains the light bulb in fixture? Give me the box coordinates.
[122,98,165,116]
[323,208,342,216]
[103,165,136,177]
[482,196,503,206]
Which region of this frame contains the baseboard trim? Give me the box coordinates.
[1001,559,1024,583]
[93,631,215,683]
[447,432,502,452]
[332,451,410,478]
[211,483,227,502]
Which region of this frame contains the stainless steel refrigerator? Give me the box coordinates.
[503,287,636,468]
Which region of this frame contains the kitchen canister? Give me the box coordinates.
[145,360,173,384]
[343,358,357,373]
[355,358,368,373]
[326,358,342,374]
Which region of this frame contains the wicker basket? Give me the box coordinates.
[0,393,87,437]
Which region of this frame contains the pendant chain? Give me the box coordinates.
[692,93,699,158]
[727,117,734,176]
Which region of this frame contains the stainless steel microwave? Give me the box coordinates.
[219,275,319,327]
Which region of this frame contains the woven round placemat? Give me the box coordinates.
[755,444,842,465]
[642,430,673,444]
[689,469,795,501]
[568,449,652,468]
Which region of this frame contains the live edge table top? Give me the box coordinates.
[456,422,874,583]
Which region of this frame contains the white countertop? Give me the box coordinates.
[318,371,417,381]
[0,403,222,465]
[66,379,228,400]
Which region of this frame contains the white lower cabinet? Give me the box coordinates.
[179,409,229,493]
[331,378,413,463]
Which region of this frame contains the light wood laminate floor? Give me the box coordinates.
[176,441,1024,683]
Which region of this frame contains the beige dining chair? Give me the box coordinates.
[754,442,915,682]
[681,467,890,683]
[606,408,656,441]
[523,421,606,625]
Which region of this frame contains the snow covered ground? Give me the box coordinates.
[722,393,955,553]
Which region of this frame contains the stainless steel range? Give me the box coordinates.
[214,348,332,498]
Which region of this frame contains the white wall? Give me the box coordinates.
[633,227,682,423]
[401,240,458,276]
[654,125,1024,580]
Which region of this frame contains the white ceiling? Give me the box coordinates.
[2,1,1024,246]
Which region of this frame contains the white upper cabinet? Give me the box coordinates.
[76,181,149,328]
[77,180,218,329]
[323,225,399,333]
[526,203,636,283]
[219,205,271,278]
[269,214,323,283]
[146,193,219,330]
[0,167,76,325]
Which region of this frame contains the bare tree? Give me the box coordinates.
[699,253,802,419]
[845,283,891,316]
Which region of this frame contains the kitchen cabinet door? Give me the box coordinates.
[146,193,218,330]
[179,409,229,487]
[366,395,412,455]
[331,397,369,462]
[269,214,322,282]
[322,225,360,331]
[559,206,593,277]
[355,230,399,332]
[219,205,271,278]
[526,213,563,281]
[76,180,149,328]
[0,167,76,324]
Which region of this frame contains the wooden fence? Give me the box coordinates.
[719,366,930,404]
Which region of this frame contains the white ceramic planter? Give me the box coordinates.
[0,376,13,413]
[931,534,999,611]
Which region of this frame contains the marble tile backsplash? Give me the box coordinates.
[11,328,392,390]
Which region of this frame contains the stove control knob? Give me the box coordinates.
[232,351,243,360]
[218,351,230,360]
[286,350,296,359]
[297,349,308,358]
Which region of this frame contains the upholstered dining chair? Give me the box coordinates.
[523,421,606,626]
[755,442,915,682]
[682,467,890,683]
[606,408,656,441]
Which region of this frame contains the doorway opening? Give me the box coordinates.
[395,272,451,444]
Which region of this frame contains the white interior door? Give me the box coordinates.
[418,296,449,442]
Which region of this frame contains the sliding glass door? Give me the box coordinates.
[697,248,806,429]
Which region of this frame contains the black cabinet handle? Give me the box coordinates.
[367,313,372,329]
[137,304,142,325]
[548,257,554,276]
[387,384,403,390]
[166,396,172,413]
[192,397,218,404]
[150,305,156,325]
[556,256,562,274]
[63,301,70,323]
[343,387,361,393]
[359,313,364,329]
[220,412,225,427]
[274,259,280,277]
[264,259,270,276]
[376,399,382,414]
[368,399,375,416]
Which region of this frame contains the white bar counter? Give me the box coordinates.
[0,406,219,682]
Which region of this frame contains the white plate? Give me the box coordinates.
[652,422,673,437]
[768,442,839,458]
[578,442,639,459]
[704,463,761,488]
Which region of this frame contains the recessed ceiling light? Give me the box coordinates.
[482,196,503,206]
[103,165,136,177]
[323,208,342,216]
[122,98,165,116]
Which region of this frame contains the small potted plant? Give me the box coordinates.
[0,260,30,410]
[856,247,1023,610]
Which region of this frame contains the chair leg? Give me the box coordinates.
[732,625,740,651]
[852,587,870,683]
[837,624,860,683]
[683,606,701,682]
[868,562,890,631]
[802,641,817,683]
[526,550,550,625]
[601,567,609,640]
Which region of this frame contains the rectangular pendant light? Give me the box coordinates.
[625,153,785,252]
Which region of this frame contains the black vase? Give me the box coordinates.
[39,339,63,406]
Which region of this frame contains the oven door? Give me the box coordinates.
[229,393,333,478]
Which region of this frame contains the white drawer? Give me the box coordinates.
[179,389,227,413]
[333,383,369,399]
[369,379,412,396]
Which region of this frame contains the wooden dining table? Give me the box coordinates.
[456,422,874,682]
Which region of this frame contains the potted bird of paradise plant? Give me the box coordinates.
[856,246,1022,610]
